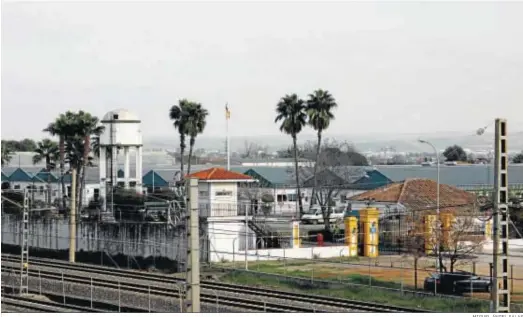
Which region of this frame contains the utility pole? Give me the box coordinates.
[185,178,200,313]
[492,118,510,313]
[69,168,77,263]
[20,189,30,295]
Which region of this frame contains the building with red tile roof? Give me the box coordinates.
[186,167,254,182]
[349,178,477,214]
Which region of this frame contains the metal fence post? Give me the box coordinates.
[215,291,219,313]
[148,285,151,312]
[311,268,314,284]
[90,277,93,308]
[400,262,404,294]
[38,270,42,295]
[283,248,286,273]
[511,264,514,294]
[263,299,267,312]
[177,285,183,313]
[62,272,65,304]
[368,257,372,289]
[118,281,121,312]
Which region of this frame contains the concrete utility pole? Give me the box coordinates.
[185,178,200,313]
[492,118,510,313]
[69,168,77,263]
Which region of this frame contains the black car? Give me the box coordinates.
[423,271,475,294]
[454,276,492,294]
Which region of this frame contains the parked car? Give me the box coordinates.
[454,276,492,294]
[423,271,475,294]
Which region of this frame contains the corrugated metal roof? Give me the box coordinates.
[3,164,521,187]
[373,165,523,186]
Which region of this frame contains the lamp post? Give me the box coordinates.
[418,139,440,270]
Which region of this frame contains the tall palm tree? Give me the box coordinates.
[1,140,13,167]
[306,89,337,208]
[32,139,59,206]
[275,94,307,218]
[72,111,104,213]
[170,100,191,177]
[185,102,209,175]
[44,112,75,208]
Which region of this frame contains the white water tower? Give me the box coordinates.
[99,109,143,212]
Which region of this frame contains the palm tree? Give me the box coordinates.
[72,111,104,213]
[306,89,337,209]
[170,100,191,177]
[1,140,13,167]
[185,102,209,175]
[275,94,307,218]
[32,139,59,206]
[44,112,75,208]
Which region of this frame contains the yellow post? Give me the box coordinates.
[344,217,358,257]
[485,218,493,240]
[360,208,379,258]
[424,214,436,255]
[292,221,300,248]
[440,212,455,249]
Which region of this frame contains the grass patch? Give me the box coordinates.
[220,270,494,313]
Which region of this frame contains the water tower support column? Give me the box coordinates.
[124,147,130,189]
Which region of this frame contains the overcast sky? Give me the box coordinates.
[2,1,523,141]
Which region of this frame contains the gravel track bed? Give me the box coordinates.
[1,273,242,313]
[2,261,358,313]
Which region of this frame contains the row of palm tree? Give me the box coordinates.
[169,99,209,178]
[275,89,338,218]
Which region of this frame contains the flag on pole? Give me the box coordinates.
[225,103,231,120]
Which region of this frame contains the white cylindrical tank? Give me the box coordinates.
[100,109,142,146]
[99,109,143,211]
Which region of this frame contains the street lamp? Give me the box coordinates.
[418,139,440,269]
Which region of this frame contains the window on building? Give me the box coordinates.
[277,194,287,202]
[287,194,297,202]
[215,190,233,196]
[14,184,21,189]
[129,181,136,188]
[39,186,45,194]
[94,188,100,200]
[67,186,72,197]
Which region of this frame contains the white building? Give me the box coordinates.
[185,167,259,262]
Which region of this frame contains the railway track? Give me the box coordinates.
[1,259,316,312]
[1,293,100,313]
[2,254,429,313]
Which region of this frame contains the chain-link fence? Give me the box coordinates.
[209,248,523,313]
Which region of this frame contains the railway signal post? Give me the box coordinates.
[20,189,30,295]
[185,177,201,313]
[492,118,510,312]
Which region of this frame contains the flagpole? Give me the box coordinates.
[226,103,230,171]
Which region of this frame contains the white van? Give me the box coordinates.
[301,206,344,225]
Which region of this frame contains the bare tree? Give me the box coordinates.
[406,207,486,274]
[404,212,426,290]
[296,139,367,231]
[241,141,269,159]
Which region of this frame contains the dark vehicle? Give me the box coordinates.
[423,271,475,294]
[454,276,492,294]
